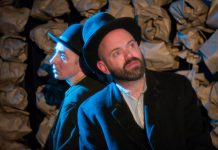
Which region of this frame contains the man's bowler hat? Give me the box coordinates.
[82,12,141,74]
[48,23,83,55]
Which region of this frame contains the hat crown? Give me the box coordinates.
[60,24,83,53]
[83,12,115,44]
[48,24,83,55]
[82,12,141,74]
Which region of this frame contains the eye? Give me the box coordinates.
[60,51,66,61]
[112,50,120,58]
[128,40,137,49]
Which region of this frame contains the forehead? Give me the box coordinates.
[98,29,134,53]
[54,42,66,52]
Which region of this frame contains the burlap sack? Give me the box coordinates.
[199,29,218,74]
[0,6,30,33]
[71,0,107,17]
[30,20,68,54]
[196,84,214,108]
[175,65,209,92]
[0,109,32,140]
[144,0,173,6]
[37,54,52,77]
[0,0,13,7]
[107,0,134,18]
[208,82,218,148]
[0,59,27,87]
[176,69,211,105]
[36,85,57,116]
[169,0,208,31]
[31,0,70,21]
[0,35,27,62]
[0,138,31,150]
[206,0,218,29]
[0,86,28,110]
[133,2,171,42]
[36,114,57,147]
[176,50,201,65]
[140,41,179,71]
[174,28,205,52]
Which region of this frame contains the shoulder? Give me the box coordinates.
[78,83,116,112]
[78,76,106,93]
[146,69,189,86]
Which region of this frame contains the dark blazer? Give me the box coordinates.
[43,76,105,150]
[78,70,213,150]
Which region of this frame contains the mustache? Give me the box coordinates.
[123,57,141,68]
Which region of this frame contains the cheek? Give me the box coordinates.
[135,49,143,58]
[107,57,124,70]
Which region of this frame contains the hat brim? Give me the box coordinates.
[48,32,80,55]
[83,17,141,74]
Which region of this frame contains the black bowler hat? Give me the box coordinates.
[82,12,141,74]
[48,23,83,55]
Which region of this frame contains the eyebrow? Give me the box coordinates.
[110,39,135,53]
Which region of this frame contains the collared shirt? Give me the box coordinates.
[116,81,147,129]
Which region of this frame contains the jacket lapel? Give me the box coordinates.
[144,70,163,149]
[109,83,146,147]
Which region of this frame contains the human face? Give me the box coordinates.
[97,29,145,81]
[50,42,80,80]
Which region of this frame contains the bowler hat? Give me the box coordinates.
[82,12,141,74]
[48,23,83,55]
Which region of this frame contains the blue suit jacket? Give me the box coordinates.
[78,70,213,150]
[44,76,105,150]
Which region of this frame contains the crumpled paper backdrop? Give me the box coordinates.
[133,3,171,42]
[0,59,27,87]
[0,86,28,110]
[0,6,30,33]
[0,35,27,62]
[107,0,134,18]
[206,0,218,29]
[31,0,70,21]
[140,41,179,71]
[169,0,208,31]
[30,20,68,54]
[0,109,32,140]
[71,0,107,17]
[200,29,218,74]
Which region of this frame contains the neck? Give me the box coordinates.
[66,71,86,86]
[115,74,146,100]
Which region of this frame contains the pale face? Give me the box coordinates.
[50,42,80,80]
[97,29,145,81]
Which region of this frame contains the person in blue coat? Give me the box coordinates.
[43,23,106,150]
[77,12,213,150]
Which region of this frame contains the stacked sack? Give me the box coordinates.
[0,2,32,150]
[0,0,218,149]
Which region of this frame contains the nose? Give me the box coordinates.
[49,53,59,65]
[124,48,133,60]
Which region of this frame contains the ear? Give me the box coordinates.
[97,60,110,75]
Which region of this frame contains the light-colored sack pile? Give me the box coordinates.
[1,0,218,149]
[0,2,31,150]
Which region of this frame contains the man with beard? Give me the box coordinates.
[77,12,213,150]
[43,24,106,150]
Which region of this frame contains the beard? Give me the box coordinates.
[108,57,145,81]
